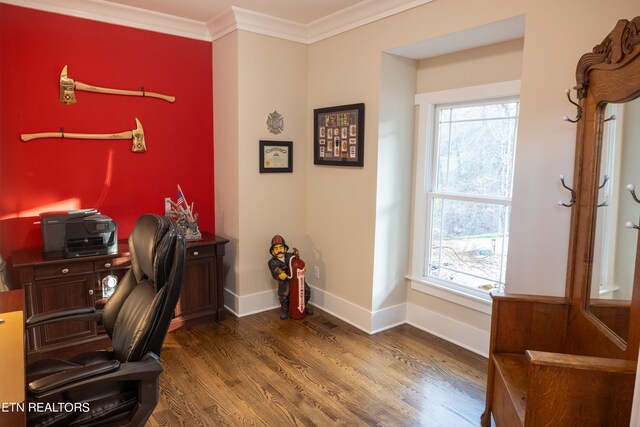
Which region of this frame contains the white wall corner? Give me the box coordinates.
[371,303,407,334]
[225,282,378,333]
[208,6,308,43]
[406,302,490,357]
[232,288,279,317]
[207,6,240,42]
[230,6,307,43]
[225,284,406,334]
[309,285,374,333]
[223,286,240,317]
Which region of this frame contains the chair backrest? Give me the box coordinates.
[101,214,186,362]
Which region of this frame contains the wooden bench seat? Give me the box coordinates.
[492,353,527,426]
[481,292,638,426]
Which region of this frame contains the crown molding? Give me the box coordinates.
[2,0,431,44]
[307,0,434,43]
[0,0,212,41]
[207,6,307,44]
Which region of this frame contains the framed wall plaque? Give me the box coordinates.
[314,103,364,167]
[259,140,292,173]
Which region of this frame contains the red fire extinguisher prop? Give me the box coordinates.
[288,250,306,320]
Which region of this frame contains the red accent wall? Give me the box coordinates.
[0,4,214,259]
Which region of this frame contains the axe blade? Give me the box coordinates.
[131,118,146,153]
[60,65,77,105]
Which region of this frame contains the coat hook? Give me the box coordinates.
[627,184,640,204]
[558,174,576,207]
[599,174,609,189]
[604,114,616,122]
[562,88,582,123]
[597,175,609,207]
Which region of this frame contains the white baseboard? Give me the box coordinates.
[406,303,490,357]
[223,285,489,357]
[224,287,278,317]
[223,287,239,317]
[308,285,374,333]
[224,284,405,334]
[371,303,407,334]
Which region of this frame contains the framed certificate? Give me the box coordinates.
[259,140,293,173]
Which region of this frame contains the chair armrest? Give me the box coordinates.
[28,360,121,394]
[32,352,163,398]
[26,307,101,328]
[526,350,637,374]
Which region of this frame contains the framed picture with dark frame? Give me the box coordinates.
[259,140,293,173]
[314,103,364,167]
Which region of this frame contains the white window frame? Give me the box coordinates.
[408,80,521,314]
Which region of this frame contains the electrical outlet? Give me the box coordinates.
[313,266,320,279]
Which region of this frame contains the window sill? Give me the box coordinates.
[407,275,492,315]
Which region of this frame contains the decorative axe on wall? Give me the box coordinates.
[20,118,147,153]
[60,65,175,104]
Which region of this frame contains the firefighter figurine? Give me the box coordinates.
[268,235,313,320]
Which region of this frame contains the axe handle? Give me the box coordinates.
[75,81,175,103]
[21,130,133,142]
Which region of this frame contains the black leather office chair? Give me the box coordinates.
[0,254,14,291]
[25,214,186,427]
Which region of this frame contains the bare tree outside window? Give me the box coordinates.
[427,100,519,292]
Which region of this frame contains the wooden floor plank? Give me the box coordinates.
[146,308,488,426]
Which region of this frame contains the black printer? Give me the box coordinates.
[40,209,117,259]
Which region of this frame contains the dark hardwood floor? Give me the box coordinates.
[148,308,488,426]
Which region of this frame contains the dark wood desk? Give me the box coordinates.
[0,289,26,426]
[13,232,229,362]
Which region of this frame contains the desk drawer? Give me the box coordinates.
[186,245,216,259]
[34,261,93,280]
[94,257,131,272]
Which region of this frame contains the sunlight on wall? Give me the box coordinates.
[92,150,114,208]
[0,198,81,221]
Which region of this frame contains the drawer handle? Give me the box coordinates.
[104,262,112,268]
[88,289,94,296]
[193,251,199,256]
[61,268,69,274]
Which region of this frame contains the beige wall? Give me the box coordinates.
[372,53,417,316]
[215,0,640,337]
[305,35,381,311]
[305,0,527,317]
[306,0,638,321]
[416,38,524,93]
[213,32,240,309]
[216,31,308,313]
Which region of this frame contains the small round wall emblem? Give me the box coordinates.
[267,111,284,135]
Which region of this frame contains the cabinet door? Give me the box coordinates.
[176,255,216,317]
[34,274,97,348]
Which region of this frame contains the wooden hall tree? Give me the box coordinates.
[482,16,640,427]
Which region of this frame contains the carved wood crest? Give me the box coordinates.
[575,16,640,98]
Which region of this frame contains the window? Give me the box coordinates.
[411,81,520,307]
